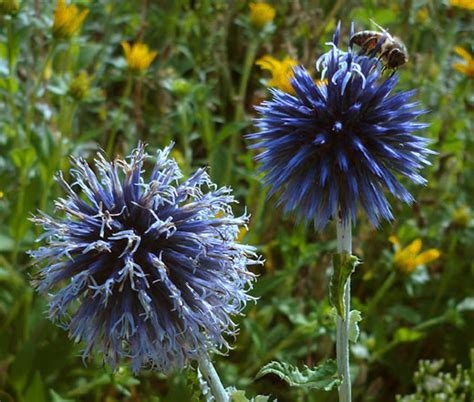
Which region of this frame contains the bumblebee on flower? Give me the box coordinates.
[249,23,434,229]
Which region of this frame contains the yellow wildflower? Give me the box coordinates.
[450,0,474,11]
[121,42,157,72]
[451,206,471,228]
[389,236,440,274]
[0,191,4,199]
[249,2,276,29]
[453,47,474,78]
[68,70,92,101]
[53,0,89,40]
[416,7,429,23]
[0,0,20,15]
[256,55,298,94]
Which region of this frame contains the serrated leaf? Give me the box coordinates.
[330,252,360,318]
[349,310,362,343]
[256,360,341,391]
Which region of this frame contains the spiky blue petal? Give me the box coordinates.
[248,25,434,229]
[30,144,260,373]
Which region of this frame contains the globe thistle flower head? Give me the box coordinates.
[30,144,259,373]
[248,23,434,229]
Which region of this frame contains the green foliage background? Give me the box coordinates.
[0,0,473,401]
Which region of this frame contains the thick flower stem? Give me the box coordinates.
[336,216,352,402]
[197,354,228,402]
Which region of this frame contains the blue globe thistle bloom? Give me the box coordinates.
[30,144,259,373]
[248,24,434,229]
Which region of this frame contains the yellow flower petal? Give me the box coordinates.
[413,249,441,266]
[450,0,474,11]
[256,55,279,71]
[249,2,276,29]
[454,46,473,63]
[121,41,131,59]
[122,41,157,72]
[256,54,298,94]
[388,236,400,247]
[405,238,422,255]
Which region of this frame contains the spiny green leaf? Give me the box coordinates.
[256,360,341,391]
[330,252,360,318]
[349,310,363,343]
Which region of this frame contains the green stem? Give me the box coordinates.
[224,38,259,183]
[197,354,228,402]
[235,38,259,121]
[11,168,28,264]
[336,217,352,402]
[26,42,57,142]
[370,315,447,362]
[106,73,134,156]
[365,271,396,317]
[6,17,19,143]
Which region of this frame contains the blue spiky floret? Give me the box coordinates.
[248,23,434,229]
[30,144,260,373]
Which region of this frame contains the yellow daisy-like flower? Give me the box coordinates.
[53,0,89,40]
[453,46,474,78]
[121,41,157,72]
[249,2,276,29]
[389,236,441,274]
[450,0,474,11]
[256,55,298,94]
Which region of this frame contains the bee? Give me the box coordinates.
[349,20,408,71]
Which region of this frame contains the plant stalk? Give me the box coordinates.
[197,354,228,402]
[106,73,134,156]
[336,216,352,402]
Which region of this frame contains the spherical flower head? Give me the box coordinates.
[29,144,259,373]
[121,41,157,72]
[249,2,276,29]
[248,23,434,229]
[453,47,474,78]
[53,0,89,40]
[256,55,298,94]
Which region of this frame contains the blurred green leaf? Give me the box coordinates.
[10,147,36,170]
[0,233,15,252]
[49,390,75,402]
[23,371,46,402]
[394,327,425,343]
